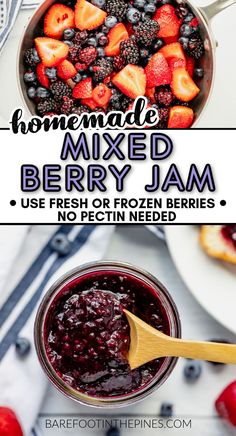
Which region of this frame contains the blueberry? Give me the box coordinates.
[32,48,40,63]
[50,233,71,256]
[36,87,50,98]
[91,0,106,7]
[15,337,31,357]
[87,37,97,46]
[105,15,118,28]
[134,0,145,8]
[97,47,105,57]
[140,48,149,58]
[106,428,120,436]
[63,28,75,40]
[24,70,36,83]
[179,36,189,50]
[160,0,172,4]
[184,12,194,23]
[127,7,141,23]
[81,74,88,80]
[184,360,202,381]
[27,87,36,99]
[98,35,108,46]
[63,40,74,47]
[102,25,109,34]
[144,3,156,13]
[160,402,173,417]
[45,67,57,79]
[180,23,194,37]
[207,339,230,365]
[152,38,164,51]
[194,67,204,79]
[141,11,149,21]
[73,73,82,83]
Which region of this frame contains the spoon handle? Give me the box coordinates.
[164,338,236,364]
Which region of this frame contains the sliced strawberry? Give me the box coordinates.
[153,5,181,39]
[159,42,186,66]
[105,23,129,56]
[36,63,49,88]
[57,59,77,79]
[168,105,194,128]
[145,52,171,88]
[186,56,195,77]
[171,67,200,102]
[92,84,112,106]
[75,62,87,71]
[145,87,156,103]
[0,407,23,436]
[215,381,236,426]
[81,98,99,109]
[75,0,107,30]
[112,64,146,99]
[35,37,69,67]
[73,77,93,99]
[44,4,75,39]
[190,17,199,27]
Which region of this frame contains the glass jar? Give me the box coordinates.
[34,261,181,407]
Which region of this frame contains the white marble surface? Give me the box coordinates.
[0,1,236,127]
[36,225,236,436]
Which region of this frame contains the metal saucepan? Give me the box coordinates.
[17,0,236,126]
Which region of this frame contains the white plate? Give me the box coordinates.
[165,225,236,334]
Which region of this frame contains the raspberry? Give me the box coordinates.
[68,45,80,63]
[92,58,113,83]
[113,56,126,71]
[61,96,74,115]
[78,46,97,65]
[74,30,88,45]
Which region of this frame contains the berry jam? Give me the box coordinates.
[221,225,236,250]
[44,271,170,397]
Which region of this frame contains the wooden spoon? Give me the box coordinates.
[124,310,236,370]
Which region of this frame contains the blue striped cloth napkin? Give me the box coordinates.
[0,225,114,436]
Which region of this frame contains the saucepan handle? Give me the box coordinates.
[200,0,236,21]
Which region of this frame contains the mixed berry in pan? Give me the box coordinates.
[23,0,205,127]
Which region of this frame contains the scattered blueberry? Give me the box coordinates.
[160,402,173,417]
[184,12,194,23]
[126,7,141,23]
[31,48,40,63]
[105,15,118,28]
[24,71,36,83]
[15,337,31,357]
[45,67,57,79]
[36,87,50,98]
[106,428,120,436]
[184,360,202,381]
[63,28,75,40]
[101,25,109,34]
[91,0,106,7]
[141,11,149,20]
[97,47,105,56]
[87,37,97,46]
[144,3,156,13]
[180,23,194,37]
[73,72,82,83]
[81,74,88,80]
[140,48,149,58]
[152,38,164,51]
[63,40,74,47]
[134,0,145,9]
[27,87,36,99]
[178,36,189,50]
[194,67,204,79]
[207,339,230,365]
[99,35,108,46]
[50,233,71,256]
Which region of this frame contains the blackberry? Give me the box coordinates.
[68,44,80,63]
[92,58,113,82]
[157,108,169,128]
[37,98,59,115]
[72,105,90,115]
[78,46,97,65]
[106,0,128,20]
[134,19,159,46]
[24,48,40,66]
[120,39,139,65]
[155,86,173,107]
[50,81,72,102]
[113,56,125,71]
[74,30,88,45]
[61,96,75,115]
[120,96,132,112]
[186,34,204,59]
[175,3,189,19]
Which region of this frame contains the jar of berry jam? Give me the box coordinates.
[35,261,181,407]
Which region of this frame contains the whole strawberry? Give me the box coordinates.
[215,381,236,426]
[0,407,23,436]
